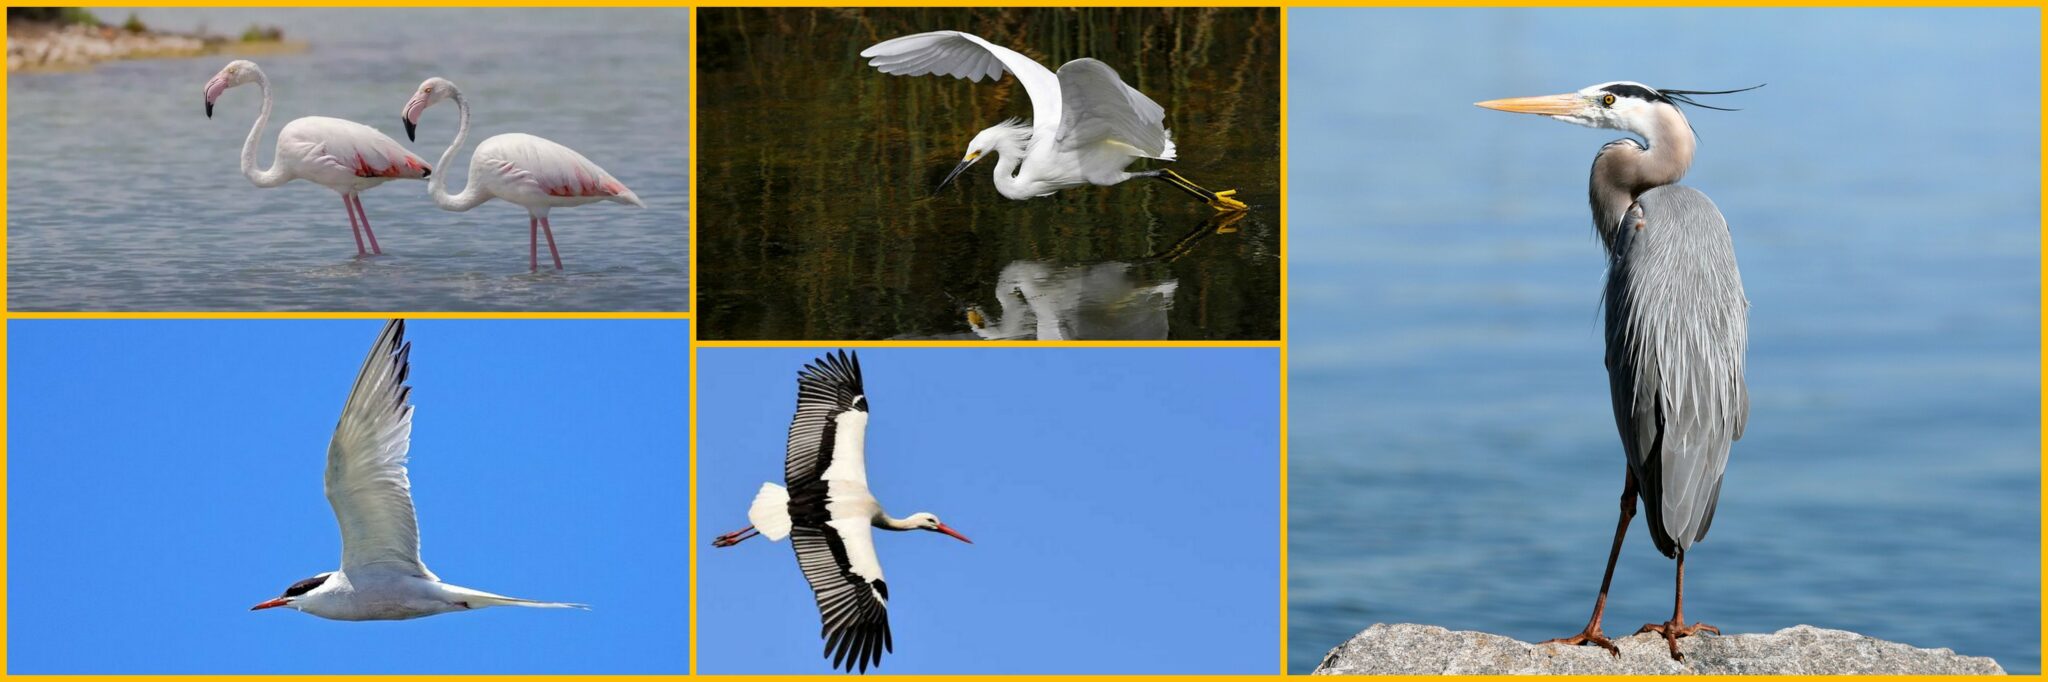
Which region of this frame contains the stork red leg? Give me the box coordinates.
[1542,470,1638,656]
[540,216,564,270]
[529,215,540,272]
[712,525,758,548]
[353,194,383,255]
[1638,549,1719,661]
[343,194,367,256]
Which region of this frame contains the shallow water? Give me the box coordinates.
[694,8,1279,340]
[1287,8,2041,673]
[8,8,689,311]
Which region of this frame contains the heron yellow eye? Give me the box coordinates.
[1601,94,1617,107]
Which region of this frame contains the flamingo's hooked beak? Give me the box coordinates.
[249,597,290,611]
[934,523,973,544]
[402,95,427,142]
[935,152,983,194]
[203,75,229,119]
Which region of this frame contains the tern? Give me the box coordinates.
[250,319,587,620]
[712,350,972,673]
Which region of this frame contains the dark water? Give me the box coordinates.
[8,9,689,311]
[695,8,1279,340]
[1287,8,2041,674]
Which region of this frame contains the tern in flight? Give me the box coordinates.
[250,319,586,620]
[712,350,972,673]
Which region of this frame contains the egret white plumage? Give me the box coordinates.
[250,319,586,620]
[712,350,971,673]
[204,60,431,257]
[1477,81,1757,661]
[860,30,1249,213]
[401,77,644,272]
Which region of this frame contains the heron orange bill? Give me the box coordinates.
[936,523,973,544]
[250,598,289,611]
[1474,93,1584,116]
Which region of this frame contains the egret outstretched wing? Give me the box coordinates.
[1054,58,1173,160]
[325,319,435,580]
[860,31,1062,142]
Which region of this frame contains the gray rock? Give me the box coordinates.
[1312,623,2004,675]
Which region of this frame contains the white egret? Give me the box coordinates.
[860,30,1249,213]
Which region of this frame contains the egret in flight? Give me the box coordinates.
[1477,81,1758,661]
[860,31,1250,213]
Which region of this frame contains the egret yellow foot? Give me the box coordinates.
[1148,169,1251,213]
[1206,189,1250,213]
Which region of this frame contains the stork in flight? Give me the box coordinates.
[712,350,972,673]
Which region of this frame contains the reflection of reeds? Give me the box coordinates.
[698,8,1279,340]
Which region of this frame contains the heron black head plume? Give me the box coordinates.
[1659,84,1766,112]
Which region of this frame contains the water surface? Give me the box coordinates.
[8,8,689,311]
[696,8,1279,340]
[1287,8,2041,673]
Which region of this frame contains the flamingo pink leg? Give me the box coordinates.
[529,215,540,272]
[342,194,367,256]
[352,195,384,255]
[540,216,564,270]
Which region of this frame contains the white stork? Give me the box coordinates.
[712,350,972,674]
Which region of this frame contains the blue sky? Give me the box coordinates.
[695,347,1281,675]
[7,320,690,674]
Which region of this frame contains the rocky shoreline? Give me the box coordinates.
[8,9,300,72]
[1313,623,2006,675]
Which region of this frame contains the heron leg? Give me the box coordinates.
[712,525,758,548]
[1143,169,1250,213]
[1637,549,1720,661]
[528,215,540,273]
[1542,472,1638,656]
[352,195,383,255]
[343,194,367,256]
[540,216,564,270]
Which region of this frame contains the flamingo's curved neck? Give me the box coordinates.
[428,85,489,212]
[240,69,289,188]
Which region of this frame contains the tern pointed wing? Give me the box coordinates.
[324,319,434,580]
[784,350,870,489]
[1054,58,1172,159]
[860,30,1061,142]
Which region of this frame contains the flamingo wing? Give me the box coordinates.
[324,319,436,581]
[860,31,1062,142]
[1053,58,1173,160]
[287,116,431,180]
[481,133,642,206]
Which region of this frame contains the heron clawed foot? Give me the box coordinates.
[1636,619,1719,661]
[1542,625,1620,656]
[712,526,758,548]
[1147,169,1251,213]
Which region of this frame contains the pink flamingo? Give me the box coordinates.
[401,77,644,272]
[204,60,431,257]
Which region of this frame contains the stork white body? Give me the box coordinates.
[249,319,586,621]
[203,60,431,257]
[713,351,971,674]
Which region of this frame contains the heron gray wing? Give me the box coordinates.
[1053,58,1172,160]
[324,319,436,580]
[1604,186,1750,557]
[859,31,1061,142]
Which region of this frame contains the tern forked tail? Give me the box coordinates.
[440,584,590,610]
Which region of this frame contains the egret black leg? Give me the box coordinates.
[1638,549,1720,661]
[1543,471,1638,656]
[1141,169,1250,213]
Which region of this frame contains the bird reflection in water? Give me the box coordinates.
[960,212,1244,340]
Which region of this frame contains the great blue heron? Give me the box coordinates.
[1476,81,1757,661]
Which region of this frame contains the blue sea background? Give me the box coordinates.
[1288,8,2041,674]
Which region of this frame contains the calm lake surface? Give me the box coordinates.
[8,8,688,311]
[696,8,1279,340]
[1288,8,2040,674]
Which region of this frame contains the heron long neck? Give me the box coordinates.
[240,69,289,188]
[428,85,490,212]
[988,132,1038,200]
[1589,103,1695,252]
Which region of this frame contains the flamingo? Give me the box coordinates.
[400,77,644,273]
[203,60,431,257]
[711,351,971,674]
